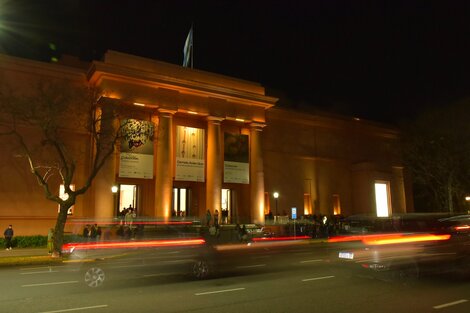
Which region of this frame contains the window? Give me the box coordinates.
[375,181,391,217]
[332,194,341,215]
[304,193,312,215]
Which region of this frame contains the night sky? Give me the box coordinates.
[1,0,470,124]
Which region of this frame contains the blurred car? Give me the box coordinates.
[61,220,304,288]
[330,214,470,282]
[62,220,212,287]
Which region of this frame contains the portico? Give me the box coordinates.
[88,50,277,224]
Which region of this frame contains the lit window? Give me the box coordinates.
[333,194,341,215]
[375,182,390,217]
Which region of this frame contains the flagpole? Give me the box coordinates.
[191,23,194,69]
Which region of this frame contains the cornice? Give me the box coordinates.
[87,61,277,109]
[0,53,86,80]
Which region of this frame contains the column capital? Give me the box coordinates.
[250,122,266,131]
[207,116,225,124]
[158,108,177,117]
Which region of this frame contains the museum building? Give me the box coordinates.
[0,51,412,235]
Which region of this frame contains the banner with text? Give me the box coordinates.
[119,119,154,179]
[175,126,205,182]
[224,133,249,184]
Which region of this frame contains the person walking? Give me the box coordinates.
[4,225,14,250]
[47,228,54,254]
[205,210,212,227]
[214,209,219,228]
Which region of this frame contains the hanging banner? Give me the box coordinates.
[224,133,249,184]
[175,126,205,182]
[119,119,154,179]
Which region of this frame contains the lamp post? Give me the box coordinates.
[273,192,279,216]
[111,185,119,216]
[466,196,470,213]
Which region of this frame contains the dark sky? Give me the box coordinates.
[1,0,470,123]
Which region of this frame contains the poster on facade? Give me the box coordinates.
[224,133,249,184]
[175,126,205,182]
[119,119,154,179]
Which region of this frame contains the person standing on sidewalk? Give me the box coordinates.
[4,225,13,250]
[47,228,54,254]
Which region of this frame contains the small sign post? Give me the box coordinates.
[291,207,297,237]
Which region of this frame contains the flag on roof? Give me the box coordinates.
[183,26,193,68]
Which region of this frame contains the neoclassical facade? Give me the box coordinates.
[0,51,412,235]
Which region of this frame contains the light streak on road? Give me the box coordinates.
[195,287,246,296]
[37,304,108,313]
[300,259,323,263]
[302,275,335,282]
[433,299,468,309]
[22,281,79,287]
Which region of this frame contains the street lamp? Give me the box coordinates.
[273,192,279,216]
[111,185,119,217]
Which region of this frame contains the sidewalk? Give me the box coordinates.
[0,247,50,258]
[0,247,59,267]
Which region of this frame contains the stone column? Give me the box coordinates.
[206,116,224,220]
[392,166,407,213]
[250,123,266,225]
[154,109,175,219]
[93,106,118,220]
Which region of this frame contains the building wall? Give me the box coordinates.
[264,107,406,217]
[0,51,411,236]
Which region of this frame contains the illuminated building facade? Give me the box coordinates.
[0,51,411,235]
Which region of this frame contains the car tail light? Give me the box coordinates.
[454,225,470,231]
[362,233,451,246]
[61,238,206,251]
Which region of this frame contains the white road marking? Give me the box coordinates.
[433,299,468,309]
[236,264,266,269]
[22,281,79,287]
[300,259,323,263]
[21,270,59,275]
[109,264,146,269]
[195,288,246,296]
[37,304,108,313]
[302,275,335,282]
[21,266,64,271]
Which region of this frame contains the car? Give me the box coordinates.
[62,221,213,287]
[61,220,302,288]
[330,214,470,283]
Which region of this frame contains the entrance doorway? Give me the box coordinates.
[117,184,138,215]
[221,189,232,224]
[172,188,191,217]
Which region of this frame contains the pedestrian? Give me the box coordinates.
[90,224,97,238]
[214,209,219,228]
[125,209,135,226]
[47,228,54,254]
[82,224,92,241]
[96,225,102,240]
[205,210,212,227]
[4,224,14,250]
[240,224,248,243]
[236,224,243,242]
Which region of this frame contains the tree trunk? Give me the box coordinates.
[52,201,74,256]
[447,179,454,213]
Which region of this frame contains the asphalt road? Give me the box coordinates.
[0,242,469,313]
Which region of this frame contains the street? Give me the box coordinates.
[0,242,469,313]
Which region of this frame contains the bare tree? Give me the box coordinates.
[0,79,128,255]
[401,100,470,213]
